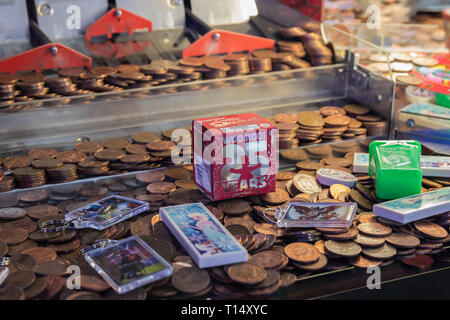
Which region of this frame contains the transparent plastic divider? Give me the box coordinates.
[323,23,394,81]
[0,64,348,152]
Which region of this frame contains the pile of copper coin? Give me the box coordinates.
[0,128,195,191]
[0,27,335,111]
[0,146,448,300]
[270,104,386,149]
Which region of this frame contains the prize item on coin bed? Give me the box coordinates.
[316,168,357,188]
[374,187,450,224]
[270,202,357,228]
[0,267,8,286]
[65,196,149,230]
[160,203,248,268]
[192,113,277,201]
[84,236,173,294]
[353,153,450,178]
[369,140,422,200]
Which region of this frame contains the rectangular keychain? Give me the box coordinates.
[268,202,357,228]
[39,195,149,232]
[83,236,173,294]
[160,202,248,268]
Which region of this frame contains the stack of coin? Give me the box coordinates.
[278,26,307,40]
[276,123,299,149]
[277,41,306,58]
[45,164,78,183]
[302,33,333,66]
[45,77,77,96]
[224,54,250,76]
[296,111,325,145]
[249,57,272,73]
[93,149,126,171]
[77,160,109,176]
[0,73,18,104]
[0,175,15,192]
[15,73,48,99]
[322,114,352,142]
[11,167,46,188]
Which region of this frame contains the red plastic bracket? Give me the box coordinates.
[85,8,153,41]
[86,40,152,59]
[182,30,275,58]
[0,43,92,74]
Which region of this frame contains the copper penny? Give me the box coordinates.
[343,104,370,115]
[353,234,385,247]
[330,184,351,199]
[348,255,382,268]
[324,240,361,258]
[227,263,267,285]
[125,144,149,154]
[78,160,109,168]
[4,271,35,289]
[136,170,165,184]
[80,275,110,292]
[131,132,161,144]
[413,221,448,239]
[102,138,131,149]
[0,285,25,300]
[164,167,192,180]
[217,199,251,216]
[93,149,126,161]
[320,106,346,117]
[22,247,57,264]
[254,223,284,237]
[40,275,66,299]
[31,158,63,169]
[27,148,59,160]
[171,267,211,293]
[0,207,27,220]
[324,115,351,127]
[297,111,324,127]
[314,240,326,254]
[260,189,290,205]
[24,277,47,299]
[279,272,297,287]
[57,150,86,163]
[74,141,104,154]
[249,250,283,269]
[0,228,28,244]
[32,259,69,276]
[4,217,37,234]
[284,242,320,263]
[362,243,396,260]
[273,113,298,124]
[295,160,322,171]
[293,254,328,271]
[385,233,420,249]
[146,181,176,194]
[146,140,175,152]
[121,154,150,164]
[357,223,392,237]
[3,155,32,169]
[401,254,434,269]
[25,204,60,220]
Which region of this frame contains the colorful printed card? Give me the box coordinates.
[160,203,248,268]
[66,195,149,230]
[374,187,450,224]
[84,236,173,294]
[275,202,357,228]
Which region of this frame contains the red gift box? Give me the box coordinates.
[192,113,277,201]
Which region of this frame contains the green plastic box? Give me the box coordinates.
[369,140,422,200]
